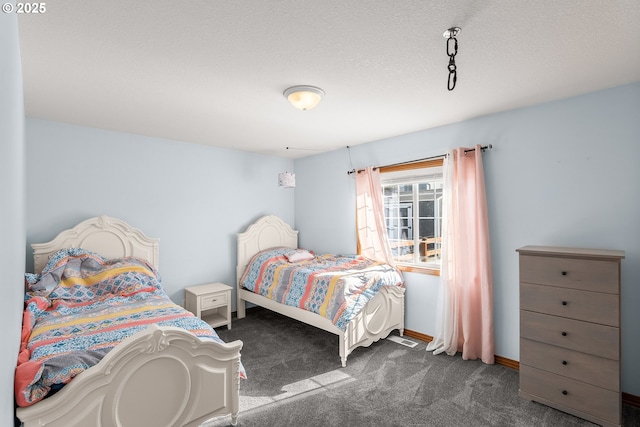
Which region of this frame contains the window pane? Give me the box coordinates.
[383,184,416,262]
[381,166,443,269]
[419,218,434,238]
[420,200,434,218]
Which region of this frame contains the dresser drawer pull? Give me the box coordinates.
[561,271,567,276]
[561,331,567,336]
[562,360,568,365]
[562,390,568,395]
[561,300,568,305]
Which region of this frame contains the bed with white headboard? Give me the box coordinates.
[17,215,243,427]
[236,215,405,367]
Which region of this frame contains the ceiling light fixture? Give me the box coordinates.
[283,85,324,110]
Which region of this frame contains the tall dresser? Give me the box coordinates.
[517,246,625,427]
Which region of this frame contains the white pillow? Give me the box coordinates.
[285,249,315,262]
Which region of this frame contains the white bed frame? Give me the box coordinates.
[17,216,243,427]
[236,215,405,367]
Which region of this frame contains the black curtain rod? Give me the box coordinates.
[347,144,492,175]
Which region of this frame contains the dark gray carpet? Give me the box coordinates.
[206,307,640,427]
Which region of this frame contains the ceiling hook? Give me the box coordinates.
[443,27,461,39]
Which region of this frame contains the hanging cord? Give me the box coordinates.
[285,146,323,151]
[347,146,355,172]
[444,27,460,91]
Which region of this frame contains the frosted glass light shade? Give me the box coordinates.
[278,172,295,188]
[283,85,324,110]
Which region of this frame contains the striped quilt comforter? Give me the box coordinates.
[239,247,404,331]
[15,248,243,408]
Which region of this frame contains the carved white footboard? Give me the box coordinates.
[17,325,243,427]
[342,285,405,365]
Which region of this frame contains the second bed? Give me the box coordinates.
[236,215,405,367]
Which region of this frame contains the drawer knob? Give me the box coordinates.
[561,301,568,306]
[561,331,567,336]
[562,360,568,365]
[562,390,568,395]
[561,271,567,276]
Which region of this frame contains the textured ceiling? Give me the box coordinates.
[18,0,640,159]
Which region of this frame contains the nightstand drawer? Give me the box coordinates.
[520,283,619,326]
[519,255,619,294]
[520,311,619,359]
[520,365,620,425]
[200,293,227,310]
[520,339,619,391]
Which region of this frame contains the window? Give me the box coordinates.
[380,159,444,275]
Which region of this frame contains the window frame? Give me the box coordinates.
[379,158,444,276]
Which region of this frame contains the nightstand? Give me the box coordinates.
[185,282,232,329]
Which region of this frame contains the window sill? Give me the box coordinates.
[396,264,441,276]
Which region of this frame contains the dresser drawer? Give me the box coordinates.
[520,339,619,391]
[520,365,620,425]
[520,311,619,360]
[200,292,227,310]
[519,255,619,294]
[520,283,619,326]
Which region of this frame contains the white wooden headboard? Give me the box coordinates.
[32,215,159,273]
[236,215,298,280]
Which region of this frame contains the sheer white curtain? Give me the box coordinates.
[426,145,494,364]
[355,167,395,265]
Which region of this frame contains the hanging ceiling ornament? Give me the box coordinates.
[443,27,461,91]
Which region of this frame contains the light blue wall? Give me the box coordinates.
[25,119,295,307]
[0,5,26,425]
[294,82,640,396]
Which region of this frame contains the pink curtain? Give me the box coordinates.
[355,167,395,265]
[426,145,494,364]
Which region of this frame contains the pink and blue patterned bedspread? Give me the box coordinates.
[239,247,404,331]
[16,248,245,408]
